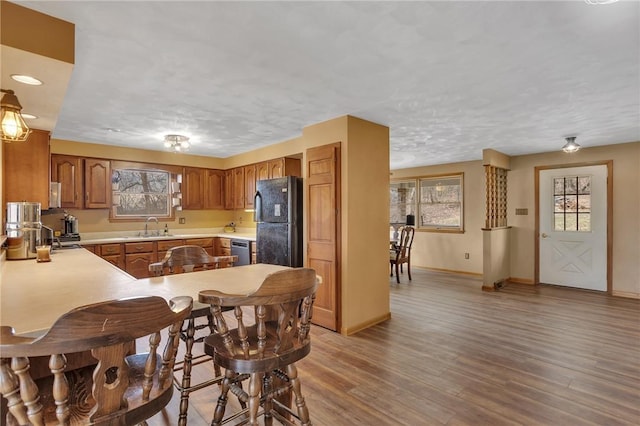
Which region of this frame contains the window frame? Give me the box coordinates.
[109,161,181,222]
[390,172,464,233]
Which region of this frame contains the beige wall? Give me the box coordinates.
[508,141,640,296]
[391,141,639,297]
[391,160,486,275]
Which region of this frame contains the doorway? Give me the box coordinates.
[535,162,611,292]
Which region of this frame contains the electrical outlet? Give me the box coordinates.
[179,217,186,224]
[464,253,470,259]
[239,216,243,224]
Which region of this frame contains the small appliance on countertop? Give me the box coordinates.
[5,202,42,260]
[60,212,81,241]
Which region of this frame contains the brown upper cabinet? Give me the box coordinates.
[232,167,245,210]
[84,158,110,209]
[182,167,225,210]
[182,167,205,210]
[256,157,302,181]
[204,169,225,210]
[51,155,110,209]
[224,169,234,210]
[3,129,51,208]
[244,164,256,209]
[51,154,83,209]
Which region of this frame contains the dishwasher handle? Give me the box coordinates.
[231,240,249,248]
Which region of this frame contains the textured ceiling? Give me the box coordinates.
[9,1,640,169]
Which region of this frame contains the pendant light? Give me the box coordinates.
[1,89,31,142]
[562,136,581,153]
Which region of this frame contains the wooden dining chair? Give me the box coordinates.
[0,295,191,426]
[200,267,319,426]
[390,225,415,283]
[148,245,238,426]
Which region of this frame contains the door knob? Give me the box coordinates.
[541,233,549,238]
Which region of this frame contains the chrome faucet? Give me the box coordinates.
[144,216,159,236]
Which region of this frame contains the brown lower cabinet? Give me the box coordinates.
[84,236,233,279]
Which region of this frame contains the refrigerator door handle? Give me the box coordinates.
[253,190,262,222]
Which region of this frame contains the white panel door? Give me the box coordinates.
[539,165,607,291]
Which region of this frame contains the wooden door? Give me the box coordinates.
[538,164,609,291]
[51,154,83,209]
[224,169,234,210]
[204,169,225,210]
[244,164,256,209]
[306,143,341,331]
[268,158,285,178]
[84,158,110,209]
[232,167,245,210]
[256,161,270,181]
[182,167,204,210]
[3,129,50,207]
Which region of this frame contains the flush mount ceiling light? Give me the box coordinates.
[164,134,190,152]
[562,136,581,153]
[1,89,31,142]
[11,74,43,86]
[584,0,619,4]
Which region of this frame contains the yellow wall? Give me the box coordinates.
[51,115,392,334]
[508,141,640,297]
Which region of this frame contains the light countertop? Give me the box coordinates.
[0,247,286,336]
[70,228,256,246]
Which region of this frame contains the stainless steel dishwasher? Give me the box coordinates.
[230,239,250,266]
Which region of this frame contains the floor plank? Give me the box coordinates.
[147,268,640,425]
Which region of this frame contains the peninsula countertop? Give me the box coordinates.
[0,247,286,337]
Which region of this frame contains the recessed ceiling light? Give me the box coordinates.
[21,113,37,120]
[11,74,43,86]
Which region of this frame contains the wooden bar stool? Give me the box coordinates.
[0,296,191,425]
[200,267,319,426]
[149,245,238,426]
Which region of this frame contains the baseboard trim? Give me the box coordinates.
[612,290,640,299]
[508,277,535,285]
[481,285,496,292]
[414,265,482,277]
[341,312,391,336]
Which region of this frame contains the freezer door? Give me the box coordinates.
[257,222,291,266]
[256,177,291,223]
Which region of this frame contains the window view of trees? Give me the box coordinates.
[419,177,462,228]
[554,175,591,232]
[390,173,464,232]
[112,169,171,218]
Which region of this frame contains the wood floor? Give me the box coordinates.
[148,268,640,425]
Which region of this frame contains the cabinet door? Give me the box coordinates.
[268,158,285,179]
[125,252,156,279]
[256,161,270,181]
[244,164,256,209]
[51,154,83,209]
[232,167,245,210]
[204,169,225,210]
[85,159,111,209]
[182,167,204,210]
[224,169,234,210]
[4,129,50,207]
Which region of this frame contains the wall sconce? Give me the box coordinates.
[1,89,31,142]
[562,136,581,153]
[164,134,190,152]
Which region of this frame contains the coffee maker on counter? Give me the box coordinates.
[60,212,80,242]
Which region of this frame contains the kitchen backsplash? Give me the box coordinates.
[41,208,256,235]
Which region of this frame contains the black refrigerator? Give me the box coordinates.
[254,176,303,267]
